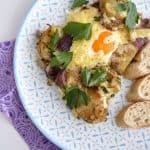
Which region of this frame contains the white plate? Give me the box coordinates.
[14,0,150,150]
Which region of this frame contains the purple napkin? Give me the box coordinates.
[0,40,60,150]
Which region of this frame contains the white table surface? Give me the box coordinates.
[0,0,35,149]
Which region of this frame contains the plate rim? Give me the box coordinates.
[13,1,67,149]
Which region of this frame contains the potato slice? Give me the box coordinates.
[111,43,138,74]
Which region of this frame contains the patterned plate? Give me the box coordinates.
[14,0,150,150]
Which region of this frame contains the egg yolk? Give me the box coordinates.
[92,31,115,54]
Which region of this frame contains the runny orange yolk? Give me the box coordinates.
[92,31,115,54]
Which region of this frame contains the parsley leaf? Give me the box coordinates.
[81,68,107,87]
[125,2,139,31]
[117,3,128,11]
[49,29,60,49]
[117,2,139,30]
[71,0,89,9]
[50,51,73,68]
[81,67,91,86]
[89,70,107,87]
[64,87,89,109]
[63,22,92,40]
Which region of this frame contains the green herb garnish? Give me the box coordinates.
[81,67,107,87]
[71,0,89,9]
[117,2,139,30]
[63,22,92,40]
[117,3,128,11]
[81,67,91,87]
[64,87,89,109]
[94,16,100,22]
[50,51,73,68]
[49,29,60,49]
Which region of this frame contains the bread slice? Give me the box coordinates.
[127,74,150,101]
[124,42,150,80]
[116,101,150,128]
[111,43,138,74]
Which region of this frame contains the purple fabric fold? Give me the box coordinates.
[0,40,60,150]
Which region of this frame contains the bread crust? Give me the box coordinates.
[124,42,150,80]
[116,101,150,128]
[126,74,150,102]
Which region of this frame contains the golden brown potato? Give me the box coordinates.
[37,26,61,61]
[66,67,81,87]
[73,88,108,123]
[111,43,138,74]
[99,0,128,30]
[100,0,128,19]
[38,26,52,61]
[130,29,150,41]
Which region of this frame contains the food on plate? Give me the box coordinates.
[37,0,150,124]
[138,18,150,28]
[116,101,150,128]
[130,29,150,41]
[126,74,150,101]
[124,42,150,80]
[111,43,138,74]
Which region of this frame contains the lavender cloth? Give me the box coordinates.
[0,40,60,150]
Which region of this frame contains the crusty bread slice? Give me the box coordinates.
[116,101,150,128]
[124,42,150,80]
[127,74,150,101]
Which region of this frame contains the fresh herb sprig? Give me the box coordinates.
[64,87,89,109]
[49,29,60,49]
[71,0,89,9]
[81,67,107,87]
[50,51,73,68]
[117,2,139,30]
[63,22,92,40]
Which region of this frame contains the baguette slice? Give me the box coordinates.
[124,42,150,80]
[116,101,150,128]
[127,74,150,101]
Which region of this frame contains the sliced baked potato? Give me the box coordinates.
[130,28,150,41]
[37,26,62,61]
[111,43,138,74]
[72,88,108,123]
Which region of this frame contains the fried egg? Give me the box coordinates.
[67,6,129,70]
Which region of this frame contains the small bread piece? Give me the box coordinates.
[124,42,150,79]
[111,43,138,74]
[116,101,150,128]
[127,74,150,101]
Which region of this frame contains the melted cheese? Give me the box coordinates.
[66,6,129,70]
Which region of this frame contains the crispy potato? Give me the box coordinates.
[130,29,150,41]
[100,0,128,19]
[111,43,138,74]
[73,88,108,123]
[37,26,61,61]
